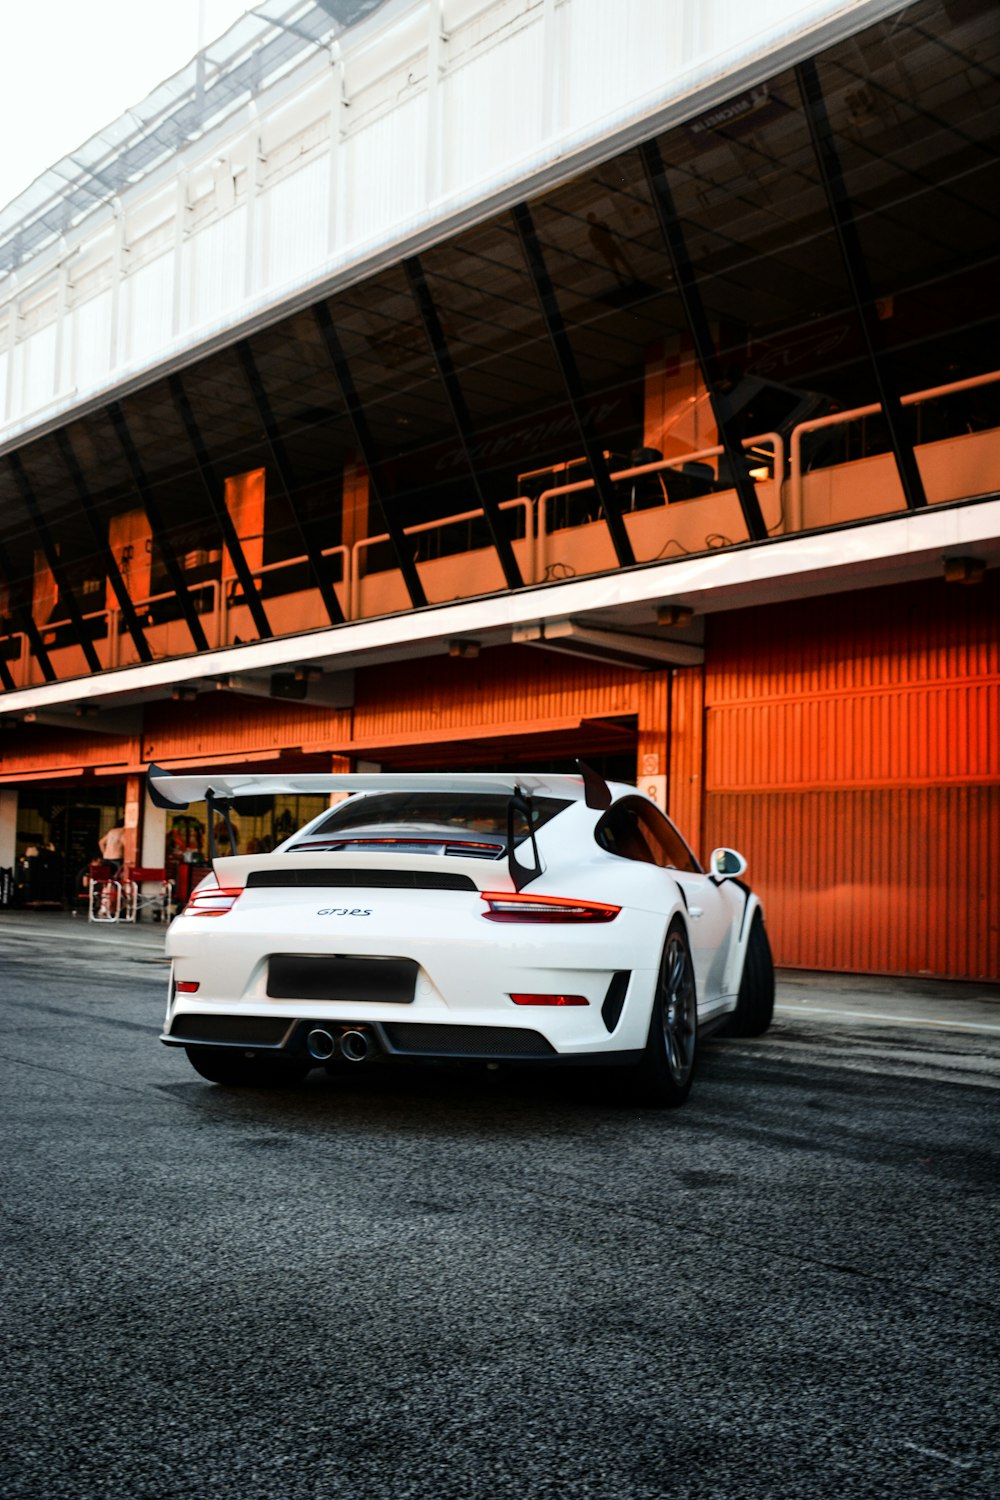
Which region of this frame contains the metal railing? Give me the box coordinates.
[3,372,998,689]
[534,433,784,579]
[350,497,533,616]
[787,368,1000,528]
[220,544,349,635]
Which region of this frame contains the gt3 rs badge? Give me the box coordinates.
[317,907,372,916]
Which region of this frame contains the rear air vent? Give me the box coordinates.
[382,1024,556,1058]
[169,1015,292,1046]
[247,869,477,891]
[601,971,631,1033]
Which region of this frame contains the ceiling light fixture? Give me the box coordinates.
[656,605,694,628]
[448,639,480,659]
[943,556,986,585]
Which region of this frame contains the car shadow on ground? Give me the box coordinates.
[152,1040,752,1141]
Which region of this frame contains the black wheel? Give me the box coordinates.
[184,1046,310,1087]
[633,920,698,1108]
[722,909,775,1037]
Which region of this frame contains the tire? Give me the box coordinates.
[184,1046,310,1088]
[632,919,698,1108]
[722,909,775,1037]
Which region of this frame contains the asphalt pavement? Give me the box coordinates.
[1,910,998,1499]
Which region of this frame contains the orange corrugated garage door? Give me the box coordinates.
[701,576,1000,980]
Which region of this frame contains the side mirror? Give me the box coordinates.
[709,847,747,881]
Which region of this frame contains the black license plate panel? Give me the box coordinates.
[266,954,418,1004]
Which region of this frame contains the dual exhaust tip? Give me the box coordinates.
[306,1027,375,1064]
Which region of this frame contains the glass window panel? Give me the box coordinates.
[417,215,579,511]
[656,64,906,527]
[515,151,731,559]
[816,0,1000,444]
[528,150,691,472]
[323,264,470,526]
[237,313,370,565]
[14,444,104,625]
[165,348,270,480]
[660,71,884,420]
[109,376,241,601]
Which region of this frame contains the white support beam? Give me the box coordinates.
[245,110,262,301]
[109,200,126,369]
[425,0,445,207]
[140,793,167,869]
[172,172,188,339]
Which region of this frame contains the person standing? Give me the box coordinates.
[99,823,126,876]
[96,823,126,919]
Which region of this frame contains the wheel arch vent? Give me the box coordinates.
[601,972,631,1033]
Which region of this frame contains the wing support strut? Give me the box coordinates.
[508,788,542,892]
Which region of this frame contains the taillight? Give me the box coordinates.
[182,887,243,917]
[175,980,200,993]
[510,993,589,1006]
[480,892,620,923]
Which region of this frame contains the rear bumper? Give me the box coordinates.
[162,1013,643,1066]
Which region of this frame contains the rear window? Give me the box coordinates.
[290,793,570,849]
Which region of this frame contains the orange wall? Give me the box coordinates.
[702,577,1000,980]
[352,648,638,745]
[0,650,642,778]
[5,581,997,981]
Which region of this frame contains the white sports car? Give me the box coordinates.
[151,764,774,1108]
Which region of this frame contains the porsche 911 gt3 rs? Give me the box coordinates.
[151,763,774,1108]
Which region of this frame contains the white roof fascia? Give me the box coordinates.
[0,0,910,459]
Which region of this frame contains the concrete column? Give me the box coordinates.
[124,774,143,869]
[329,753,351,807]
[637,670,670,810]
[668,666,705,859]
[0,789,17,870]
[141,795,167,868]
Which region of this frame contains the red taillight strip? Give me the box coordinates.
[480,891,620,923]
[510,993,589,1006]
[182,887,244,917]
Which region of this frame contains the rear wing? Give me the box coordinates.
[147,764,596,809]
[148,761,613,892]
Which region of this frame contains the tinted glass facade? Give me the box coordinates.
[1,0,997,689]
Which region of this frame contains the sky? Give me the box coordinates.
[0,0,256,214]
